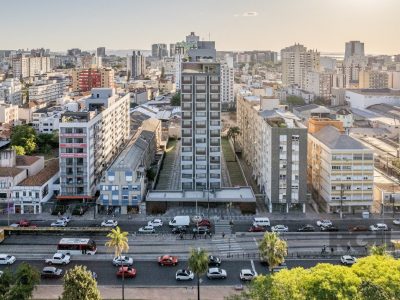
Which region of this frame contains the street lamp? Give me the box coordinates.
[340,184,344,219]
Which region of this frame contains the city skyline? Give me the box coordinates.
[1,0,400,54]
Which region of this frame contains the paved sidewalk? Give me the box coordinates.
[33,285,242,300]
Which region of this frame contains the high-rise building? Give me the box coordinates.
[358,70,389,89]
[188,41,216,62]
[180,62,221,190]
[67,48,82,56]
[345,41,365,61]
[151,44,168,59]
[237,94,308,213]
[58,88,130,201]
[169,43,176,57]
[281,44,320,88]
[127,51,146,79]
[220,56,235,110]
[11,55,50,79]
[186,32,200,45]
[71,68,114,93]
[305,71,333,99]
[96,47,106,58]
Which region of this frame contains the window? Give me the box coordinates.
[108,175,115,182]
[122,195,129,200]
[122,186,129,191]
[126,175,132,182]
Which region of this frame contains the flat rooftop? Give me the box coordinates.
[349,88,400,96]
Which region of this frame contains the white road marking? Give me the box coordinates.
[253,237,258,248]
[251,259,256,274]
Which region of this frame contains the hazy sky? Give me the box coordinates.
[2,0,400,54]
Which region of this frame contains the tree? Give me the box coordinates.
[286,95,305,106]
[61,265,101,300]
[171,91,181,106]
[227,126,240,152]
[12,145,25,155]
[0,262,40,300]
[258,232,287,271]
[360,280,391,300]
[10,125,37,154]
[368,244,387,256]
[188,248,209,300]
[37,132,59,154]
[269,268,308,300]
[105,227,129,300]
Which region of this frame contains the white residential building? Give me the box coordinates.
[305,71,333,99]
[0,103,19,125]
[220,59,235,111]
[345,89,400,109]
[29,80,66,103]
[0,78,23,105]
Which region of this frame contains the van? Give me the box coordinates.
[252,217,270,227]
[169,216,190,227]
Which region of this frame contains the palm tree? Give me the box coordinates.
[105,226,129,300]
[258,232,288,272]
[227,126,240,152]
[188,248,209,300]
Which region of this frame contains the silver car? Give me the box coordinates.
[207,267,227,279]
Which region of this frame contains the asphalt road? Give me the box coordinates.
[0,259,340,286]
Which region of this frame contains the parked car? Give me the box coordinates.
[297,225,315,232]
[138,226,156,234]
[0,254,16,265]
[393,219,400,225]
[240,269,257,281]
[45,253,70,265]
[113,256,133,266]
[116,266,137,278]
[197,219,212,228]
[369,223,389,231]
[341,255,357,266]
[158,255,178,266]
[148,219,163,227]
[18,219,30,227]
[50,220,67,227]
[316,220,333,227]
[320,225,339,232]
[248,226,267,232]
[271,225,289,232]
[208,255,221,267]
[101,220,118,227]
[349,225,368,232]
[41,267,63,279]
[172,226,187,234]
[59,216,71,223]
[192,226,210,234]
[176,269,194,281]
[207,267,227,279]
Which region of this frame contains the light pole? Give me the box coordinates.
[340,184,344,219]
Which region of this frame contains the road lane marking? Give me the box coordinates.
[253,237,258,248]
[251,259,256,274]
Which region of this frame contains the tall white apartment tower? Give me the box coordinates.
[220,56,235,111]
[180,62,222,190]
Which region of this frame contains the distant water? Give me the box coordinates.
[320,52,344,60]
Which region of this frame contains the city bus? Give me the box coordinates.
[57,238,97,255]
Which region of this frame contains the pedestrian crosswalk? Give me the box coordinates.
[212,237,243,257]
[214,220,232,235]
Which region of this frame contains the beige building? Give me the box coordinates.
[305,71,333,99]
[358,70,389,89]
[308,118,374,213]
[0,103,19,125]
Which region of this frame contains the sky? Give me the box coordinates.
[1,0,400,54]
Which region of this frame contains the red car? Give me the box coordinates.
[248,226,266,232]
[197,219,212,228]
[158,255,178,266]
[116,266,137,278]
[18,219,31,227]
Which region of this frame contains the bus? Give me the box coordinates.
[57,238,97,255]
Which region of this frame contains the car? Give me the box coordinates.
[316,220,333,227]
[207,267,227,279]
[208,255,221,267]
[197,219,212,228]
[59,216,71,223]
[176,269,194,281]
[320,225,339,232]
[18,219,30,227]
[148,219,163,227]
[50,220,67,227]
[41,266,63,279]
[393,219,400,225]
[271,263,288,273]
[192,226,210,234]
[172,226,187,234]
[138,225,156,234]
[239,269,257,281]
[112,256,133,266]
[341,255,357,266]
[101,220,118,227]
[271,225,289,232]
[248,226,267,232]
[349,225,369,232]
[158,255,178,266]
[192,215,203,223]
[297,225,315,232]
[0,254,16,265]
[45,253,71,265]
[116,266,137,278]
[369,223,389,231]
[9,223,20,228]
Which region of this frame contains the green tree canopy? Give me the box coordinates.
[258,232,288,271]
[10,125,37,154]
[61,265,101,300]
[171,91,181,106]
[285,95,306,106]
[269,268,308,300]
[188,248,209,300]
[11,145,25,155]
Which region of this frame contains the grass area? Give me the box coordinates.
[221,137,246,186]
[33,149,58,160]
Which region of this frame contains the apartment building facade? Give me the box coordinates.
[71,68,114,93]
[180,62,222,190]
[237,95,308,213]
[308,118,374,213]
[305,71,333,99]
[29,80,66,103]
[0,78,23,105]
[58,88,130,201]
[127,51,146,79]
[0,104,19,125]
[220,61,235,110]
[358,70,389,89]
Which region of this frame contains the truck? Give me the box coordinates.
[45,253,71,265]
[169,216,190,227]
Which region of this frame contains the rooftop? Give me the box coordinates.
[16,155,41,166]
[349,88,400,96]
[17,159,59,186]
[313,126,371,150]
[0,167,25,177]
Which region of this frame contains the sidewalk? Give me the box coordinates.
[33,285,242,300]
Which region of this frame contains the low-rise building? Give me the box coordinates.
[0,103,19,125]
[0,78,22,105]
[29,80,66,103]
[346,88,400,109]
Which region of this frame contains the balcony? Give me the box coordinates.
[182,122,192,128]
[210,94,220,102]
[182,113,192,120]
[210,85,220,93]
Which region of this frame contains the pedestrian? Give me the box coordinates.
[208,232,212,239]
[347,245,351,253]
[180,232,183,240]
[204,232,207,239]
[192,232,196,240]
[222,232,225,239]
[330,247,334,254]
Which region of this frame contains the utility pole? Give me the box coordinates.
[392,184,395,219]
[340,183,344,219]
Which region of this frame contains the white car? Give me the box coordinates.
[393,219,400,225]
[316,220,332,227]
[148,219,163,227]
[45,253,71,265]
[101,220,118,227]
[341,255,357,266]
[112,256,133,266]
[271,225,289,232]
[369,223,389,231]
[9,223,20,228]
[0,254,16,265]
[176,269,194,281]
[239,269,257,281]
[59,216,71,223]
[51,220,67,227]
[207,267,227,279]
[138,225,156,234]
